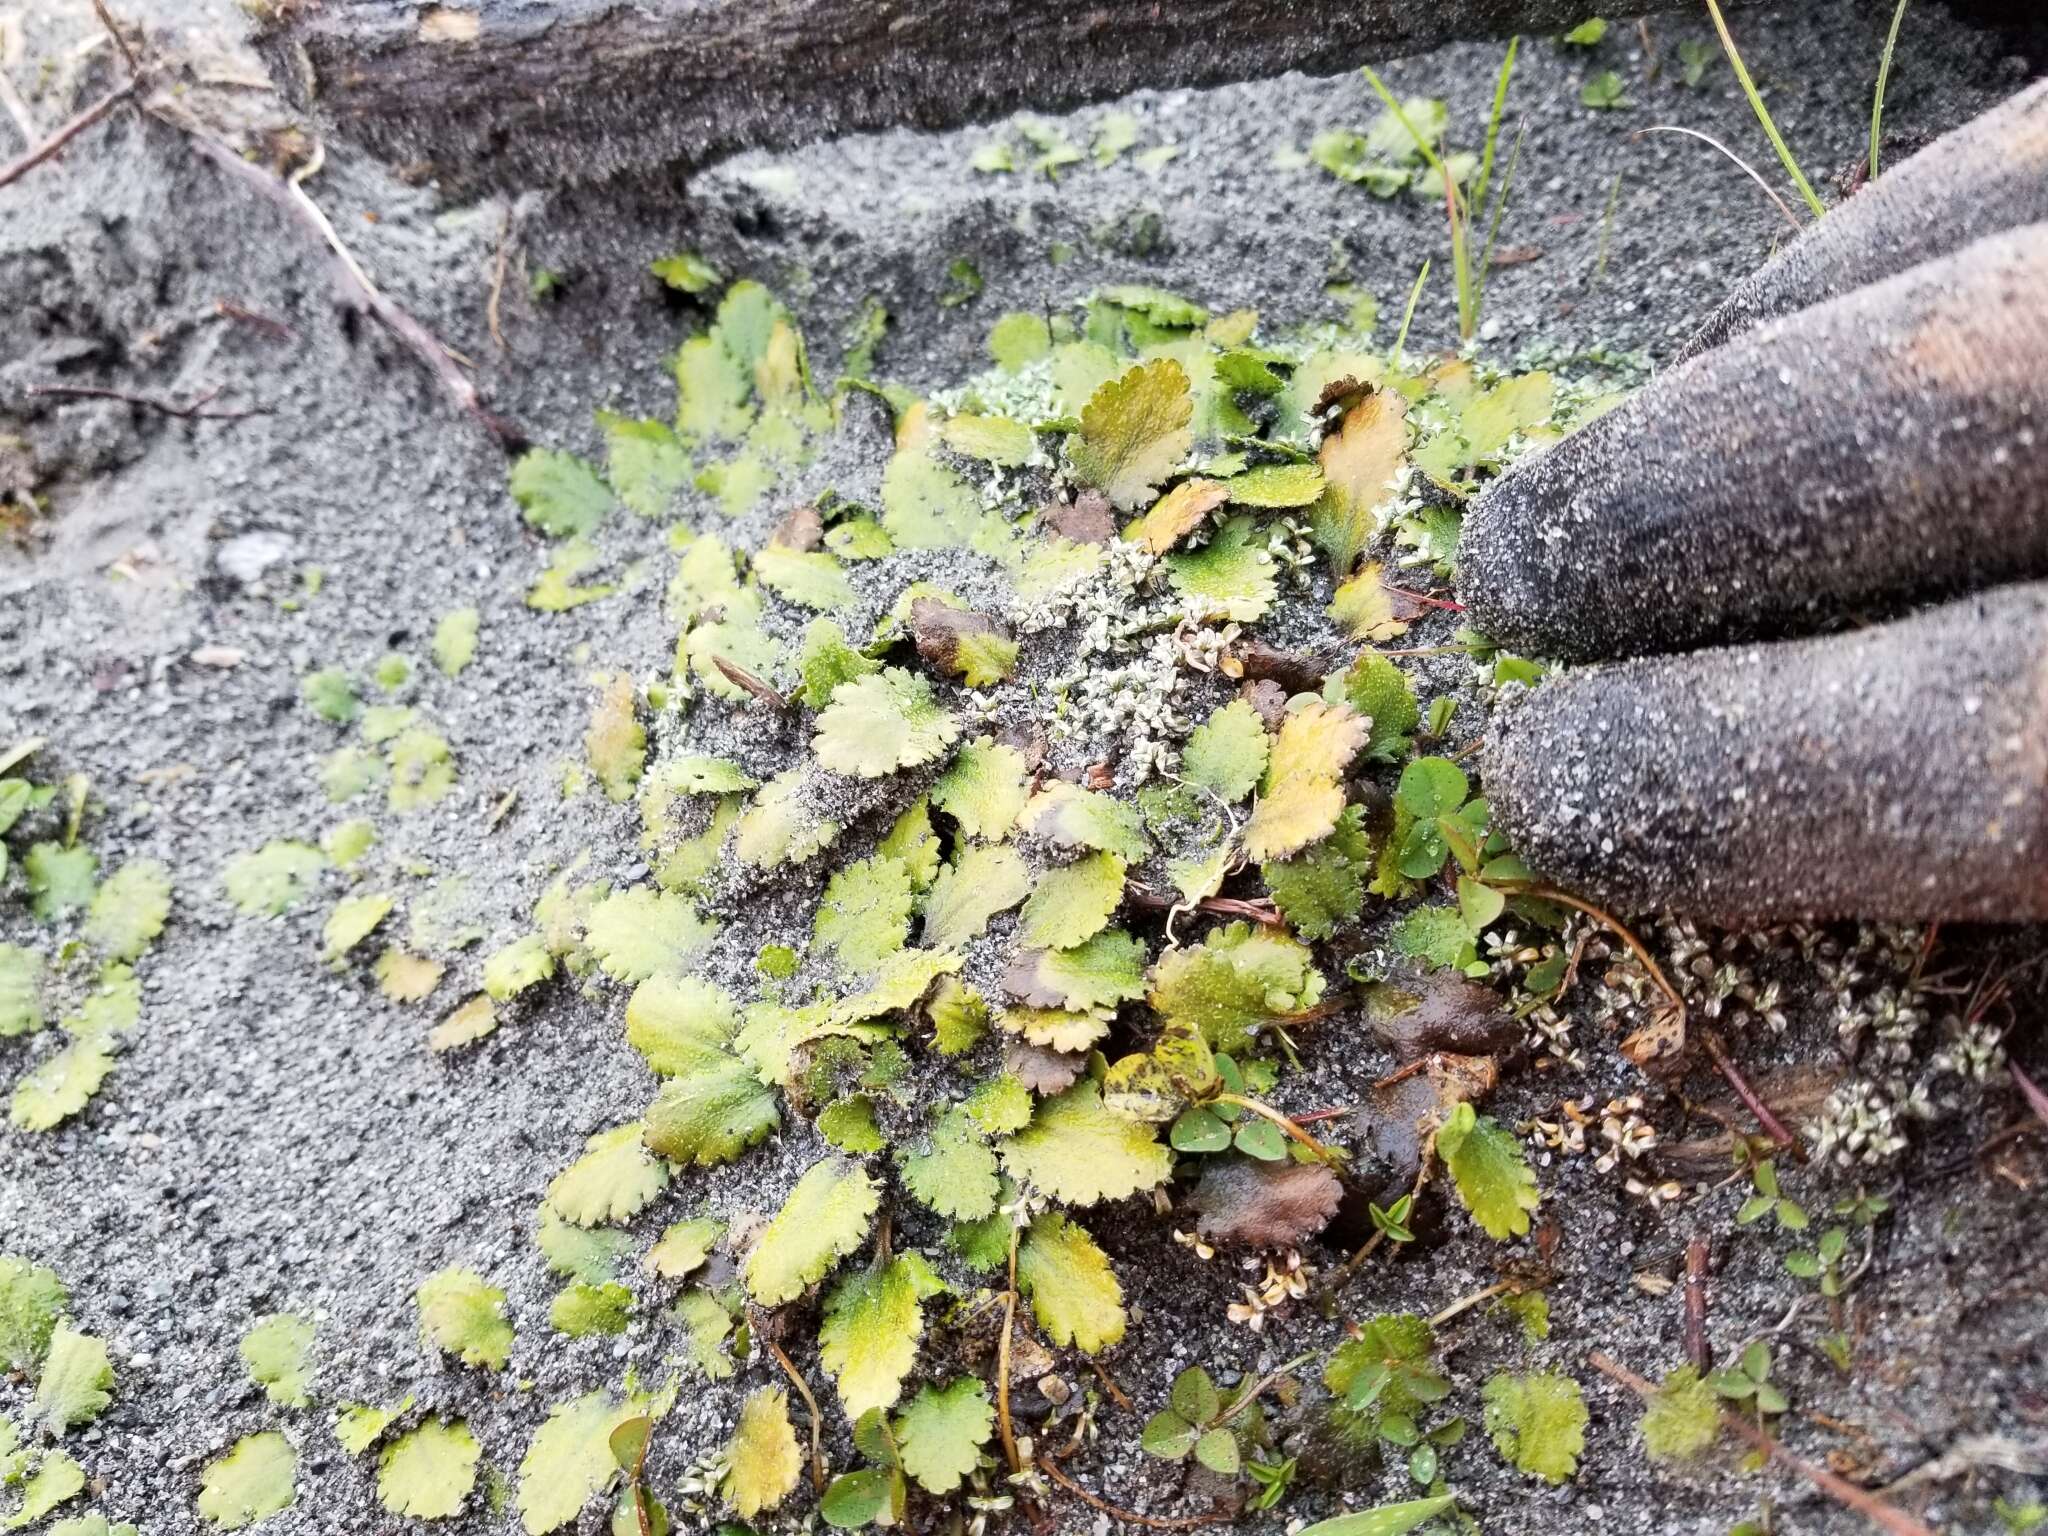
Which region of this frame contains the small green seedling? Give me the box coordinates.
[1735,1159,1807,1232]
[1709,1341,1787,1415]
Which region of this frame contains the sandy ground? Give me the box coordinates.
[2,2,2046,1532]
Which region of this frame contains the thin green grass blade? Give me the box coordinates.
[1393,258,1431,359]
[1472,37,1520,223]
[1704,0,1826,219]
[1869,0,1910,180]
[1362,65,1475,339]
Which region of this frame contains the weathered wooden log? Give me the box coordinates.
[262,0,1734,193]
[1483,583,2048,924]
[1681,77,2048,359]
[1458,221,2048,662]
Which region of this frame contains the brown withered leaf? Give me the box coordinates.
[713,655,787,710]
[769,503,823,551]
[908,597,1008,674]
[1358,1053,1498,1181]
[1003,1040,1086,1095]
[1313,374,1367,418]
[1651,1065,1842,1179]
[1362,977,1522,1063]
[1188,1156,1344,1249]
[1043,489,1115,545]
[1620,999,1688,1076]
[1235,640,1340,698]
[1238,678,1290,731]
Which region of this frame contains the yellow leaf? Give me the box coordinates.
[1312,389,1408,577]
[1125,478,1227,553]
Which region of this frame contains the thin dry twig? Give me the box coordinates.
[214,299,295,341]
[1429,1277,1513,1328]
[1630,125,1804,232]
[1038,1451,1233,1531]
[1323,1143,1433,1298]
[1588,1351,1935,1536]
[1701,1030,1805,1160]
[0,79,133,190]
[1125,886,1285,928]
[754,1318,826,1493]
[27,381,263,420]
[1683,1234,1711,1371]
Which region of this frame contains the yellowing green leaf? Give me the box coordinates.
[239,1314,313,1409]
[600,412,693,518]
[1482,1370,1587,1484]
[223,842,325,917]
[517,1391,641,1536]
[1069,359,1194,510]
[198,1432,296,1530]
[816,855,913,973]
[921,844,1030,951]
[0,945,45,1038]
[999,1079,1172,1205]
[582,887,717,983]
[1438,1101,1540,1240]
[83,859,170,962]
[625,975,739,1075]
[1004,928,1147,1015]
[375,946,444,1004]
[483,933,555,1001]
[721,1388,803,1519]
[820,1254,942,1418]
[546,1123,668,1227]
[1243,700,1368,862]
[323,892,393,963]
[333,1397,412,1456]
[584,676,645,802]
[930,738,1029,842]
[893,1376,994,1494]
[1016,1211,1125,1353]
[510,449,613,538]
[941,413,1036,466]
[24,843,95,922]
[754,545,858,612]
[744,1159,881,1305]
[1017,782,1148,864]
[813,668,960,778]
[1165,514,1277,622]
[33,1324,114,1435]
[645,1217,723,1280]
[899,1109,1001,1220]
[880,446,983,550]
[1180,700,1270,804]
[1227,462,1325,507]
[417,1266,513,1370]
[9,1040,114,1132]
[378,1419,480,1520]
[550,1280,631,1337]
[1016,851,1126,949]
[432,607,480,674]
[0,1256,66,1370]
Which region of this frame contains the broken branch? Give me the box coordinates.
[1701,1030,1805,1160]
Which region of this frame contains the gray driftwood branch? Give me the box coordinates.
[265,0,1728,191]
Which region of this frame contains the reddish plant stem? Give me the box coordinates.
[1125,886,1286,928]
[1701,1030,1805,1161]
[1683,1234,1711,1371]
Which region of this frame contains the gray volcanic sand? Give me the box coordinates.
[3,3,2045,1533]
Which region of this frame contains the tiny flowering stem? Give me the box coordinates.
[1212,1092,1338,1163]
